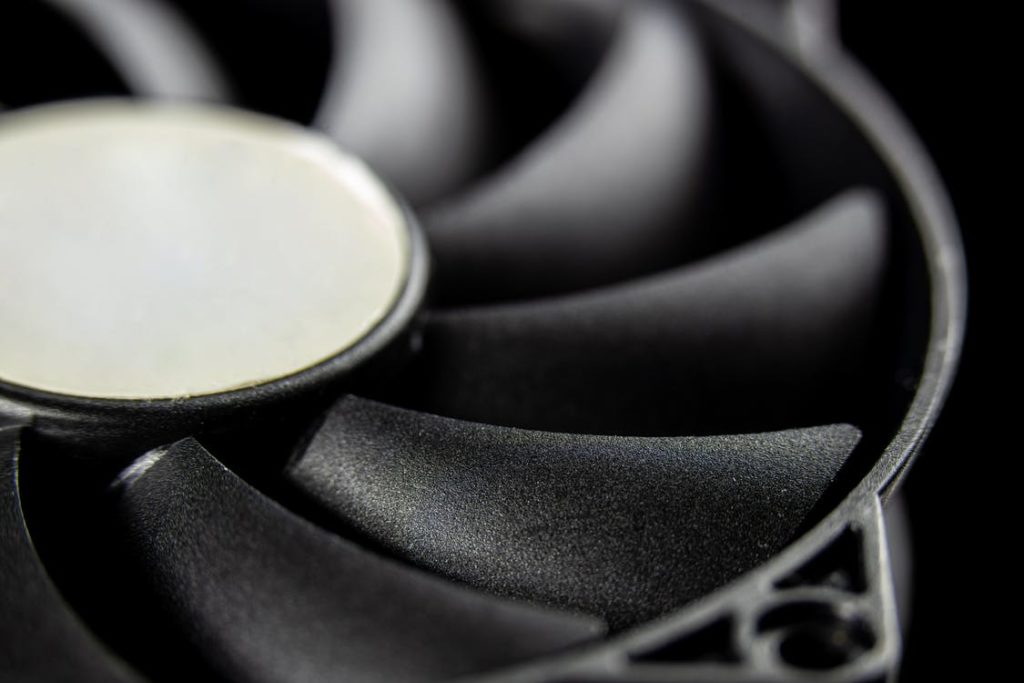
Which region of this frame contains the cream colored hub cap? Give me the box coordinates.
[0,101,410,399]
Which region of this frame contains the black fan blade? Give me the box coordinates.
[383,190,887,435]
[168,0,331,123]
[111,439,601,683]
[457,0,622,152]
[694,1,890,216]
[0,1,128,107]
[315,0,489,205]
[37,0,230,101]
[286,397,862,627]
[0,427,141,682]
[424,0,714,303]
[470,0,622,82]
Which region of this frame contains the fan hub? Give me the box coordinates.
[0,100,411,400]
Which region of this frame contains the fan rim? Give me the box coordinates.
[454,1,967,679]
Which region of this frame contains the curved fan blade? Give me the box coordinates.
[382,190,887,435]
[0,1,128,107]
[315,0,489,205]
[457,0,622,153]
[0,427,141,682]
[286,397,862,628]
[693,2,889,215]
[111,439,601,683]
[470,0,622,77]
[167,0,331,123]
[41,0,231,101]
[424,0,714,303]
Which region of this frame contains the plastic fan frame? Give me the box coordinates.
[0,2,966,682]
[453,2,965,682]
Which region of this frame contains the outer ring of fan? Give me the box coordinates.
[0,179,431,459]
[0,2,967,680]
[458,3,967,681]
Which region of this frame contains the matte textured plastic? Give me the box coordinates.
[0,1,966,681]
[316,0,489,205]
[110,438,602,683]
[386,190,886,436]
[425,0,714,303]
[287,396,862,628]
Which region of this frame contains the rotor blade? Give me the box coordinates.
[424,0,715,303]
[453,0,621,157]
[693,1,890,216]
[0,1,128,107]
[286,397,862,628]
[467,0,621,83]
[42,0,231,101]
[110,439,601,683]
[315,0,489,205]
[383,190,887,435]
[167,0,331,123]
[0,427,142,682]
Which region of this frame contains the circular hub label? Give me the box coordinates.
[0,101,410,399]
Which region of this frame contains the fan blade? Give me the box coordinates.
[455,0,622,156]
[0,427,141,682]
[315,0,489,205]
[424,0,714,303]
[0,1,128,107]
[168,0,331,123]
[469,0,622,80]
[111,439,601,683]
[286,397,862,628]
[693,1,889,216]
[383,190,887,435]
[40,0,230,101]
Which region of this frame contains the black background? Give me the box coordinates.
[843,2,1000,680]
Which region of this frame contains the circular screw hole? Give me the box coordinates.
[777,618,875,670]
[759,600,876,671]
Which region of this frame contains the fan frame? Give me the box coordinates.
[0,1,966,680]
[453,2,966,682]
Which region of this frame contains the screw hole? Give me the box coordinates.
[759,600,876,670]
[777,619,875,670]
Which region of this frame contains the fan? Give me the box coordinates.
[0,1,964,682]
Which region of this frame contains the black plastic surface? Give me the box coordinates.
[0,426,141,682]
[384,191,886,436]
[0,1,968,681]
[110,438,602,682]
[316,0,490,205]
[426,0,714,303]
[288,397,863,628]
